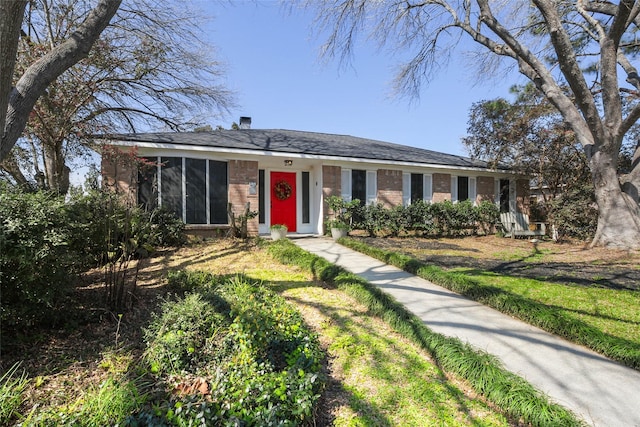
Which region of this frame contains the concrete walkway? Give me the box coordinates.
[293,237,640,427]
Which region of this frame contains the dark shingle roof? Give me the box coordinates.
[107,128,498,170]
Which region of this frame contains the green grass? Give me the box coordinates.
[458,270,640,348]
[267,240,583,427]
[0,364,28,423]
[20,376,144,426]
[492,248,553,262]
[338,237,640,370]
[5,239,589,426]
[283,286,509,426]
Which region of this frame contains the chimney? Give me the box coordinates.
[239,116,251,129]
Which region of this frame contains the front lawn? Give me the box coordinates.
[1,238,544,426]
[342,236,640,370]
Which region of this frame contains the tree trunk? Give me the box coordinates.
[590,148,640,249]
[0,1,27,145]
[43,140,70,194]
[0,151,31,189]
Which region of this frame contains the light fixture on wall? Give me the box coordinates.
[284,159,293,166]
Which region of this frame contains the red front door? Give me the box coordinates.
[271,171,297,232]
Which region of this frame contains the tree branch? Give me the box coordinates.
[533,0,604,143]
[1,0,122,162]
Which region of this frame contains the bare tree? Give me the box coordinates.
[307,0,640,249]
[3,0,233,194]
[0,0,121,165]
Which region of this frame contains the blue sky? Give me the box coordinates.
[203,1,525,157]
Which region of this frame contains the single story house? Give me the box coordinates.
[100,118,528,236]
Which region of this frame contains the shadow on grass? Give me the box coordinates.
[276,281,495,427]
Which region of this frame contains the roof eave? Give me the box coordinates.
[104,138,513,174]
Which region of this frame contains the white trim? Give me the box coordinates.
[366,170,377,205]
[469,177,477,205]
[402,173,411,206]
[451,176,458,202]
[423,174,433,202]
[109,140,513,174]
[341,169,352,202]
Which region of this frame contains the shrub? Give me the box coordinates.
[405,199,436,235]
[67,190,186,267]
[142,272,324,426]
[345,199,497,237]
[0,186,78,327]
[0,185,187,329]
[352,202,389,237]
[548,184,597,241]
[476,200,500,234]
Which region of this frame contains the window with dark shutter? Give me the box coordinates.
[458,176,469,201]
[302,171,310,223]
[352,169,366,204]
[411,173,423,203]
[161,157,183,220]
[186,158,207,224]
[209,160,228,224]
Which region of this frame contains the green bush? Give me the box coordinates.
[343,199,499,237]
[141,272,324,426]
[0,185,187,329]
[0,186,79,327]
[352,202,389,237]
[548,184,597,241]
[67,190,186,267]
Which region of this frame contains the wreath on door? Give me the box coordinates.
[274,180,292,200]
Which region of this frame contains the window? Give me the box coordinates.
[499,179,510,213]
[302,171,310,224]
[342,169,376,205]
[458,176,469,201]
[352,169,366,204]
[403,173,432,206]
[161,157,183,219]
[208,160,228,224]
[186,158,206,224]
[411,173,423,203]
[258,169,265,224]
[451,176,476,203]
[139,156,228,225]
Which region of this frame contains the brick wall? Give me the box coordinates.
[228,160,259,234]
[477,176,495,203]
[432,173,451,202]
[322,165,341,219]
[376,169,403,207]
[100,156,136,205]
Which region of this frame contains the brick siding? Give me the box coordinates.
[376,169,403,207]
[432,173,451,202]
[228,160,259,234]
[476,176,495,203]
[322,165,341,218]
[100,156,136,205]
